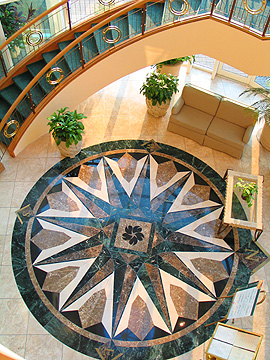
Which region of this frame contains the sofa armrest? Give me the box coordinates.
[171,97,184,115]
[242,125,254,144]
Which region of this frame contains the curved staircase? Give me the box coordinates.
[0,0,269,156]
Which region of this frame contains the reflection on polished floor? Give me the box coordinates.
[0,66,270,360]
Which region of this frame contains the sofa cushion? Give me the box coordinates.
[215,98,255,128]
[243,125,254,144]
[172,97,184,115]
[170,105,214,135]
[182,85,222,116]
[206,117,245,150]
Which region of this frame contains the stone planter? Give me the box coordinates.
[146,98,170,117]
[258,121,270,151]
[57,139,83,158]
[158,62,182,77]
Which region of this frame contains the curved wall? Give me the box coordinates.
[15,18,270,155]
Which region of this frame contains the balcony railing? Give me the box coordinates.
[0,0,269,155]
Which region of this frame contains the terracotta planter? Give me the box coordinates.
[57,139,83,158]
[158,62,182,77]
[146,98,170,117]
[258,121,270,151]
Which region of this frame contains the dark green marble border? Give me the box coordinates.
[12,140,255,359]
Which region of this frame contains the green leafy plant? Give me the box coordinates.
[155,56,195,72]
[240,86,270,126]
[0,2,37,51]
[234,178,258,207]
[47,107,86,148]
[140,72,179,106]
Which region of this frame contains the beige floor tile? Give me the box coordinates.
[0,181,14,207]
[16,158,46,182]
[11,181,35,208]
[0,265,21,298]
[0,334,26,358]
[0,161,18,182]
[27,314,49,335]
[25,335,63,360]
[0,208,10,236]
[7,207,19,236]
[0,299,28,334]
[62,344,96,360]
[17,134,49,159]
[0,235,5,265]
[2,235,12,265]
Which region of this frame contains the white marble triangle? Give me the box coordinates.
[33,219,90,264]
[168,173,220,212]
[35,258,96,310]
[176,207,231,250]
[38,181,94,218]
[65,158,109,203]
[63,272,114,337]
[159,269,215,330]
[150,155,189,200]
[104,155,147,197]
[173,252,233,297]
[114,276,171,337]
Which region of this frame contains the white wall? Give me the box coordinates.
[14,18,270,155]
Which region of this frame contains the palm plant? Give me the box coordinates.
[240,86,270,126]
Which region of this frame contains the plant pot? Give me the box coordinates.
[257,121,270,151]
[158,62,182,77]
[0,162,5,174]
[146,98,170,117]
[57,139,83,158]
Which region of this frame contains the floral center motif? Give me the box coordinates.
[122,225,145,245]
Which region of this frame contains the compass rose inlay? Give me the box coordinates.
[12,141,269,360]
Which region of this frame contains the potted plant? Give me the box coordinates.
[155,55,195,77]
[234,178,258,207]
[140,72,179,117]
[240,86,270,151]
[47,107,86,158]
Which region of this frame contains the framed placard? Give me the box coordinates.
[227,281,262,320]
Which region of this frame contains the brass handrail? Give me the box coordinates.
[0,0,69,53]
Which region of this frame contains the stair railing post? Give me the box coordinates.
[141,4,147,35]
[27,91,36,114]
[210,0,216,15]
[0,52,7,77]
[262,13,270,36]
[66,0,72,31]
[228,0,237,22]
[79,41,85,69]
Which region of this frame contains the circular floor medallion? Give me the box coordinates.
[12,140,268,359]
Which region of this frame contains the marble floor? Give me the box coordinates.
[0,65,270,360]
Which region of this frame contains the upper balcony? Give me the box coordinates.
[0,0,269,157]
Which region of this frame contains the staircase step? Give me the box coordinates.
[74,32,99,63]
[92,24,113,54]
[58,40,82,73]
[27,59,51,95]
[110,15,129,44]
[128,9,143,37]
[0,97,26,147]
[13,71,45,107]
[0,83,31,119]
[145,2,164,29]
[42,49,71,81]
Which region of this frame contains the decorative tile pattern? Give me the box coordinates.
[12,140,269,360]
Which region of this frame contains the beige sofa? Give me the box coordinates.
[167,84,255,159]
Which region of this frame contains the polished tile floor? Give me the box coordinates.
[0,65,270,360]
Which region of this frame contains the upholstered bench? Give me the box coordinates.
[167,84,255,159]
